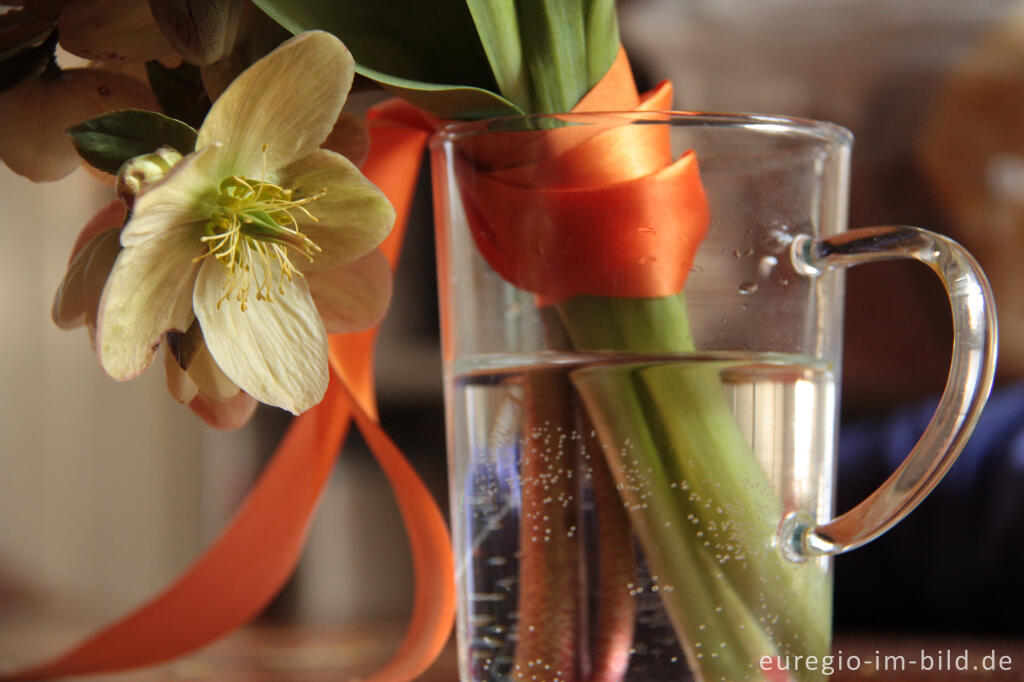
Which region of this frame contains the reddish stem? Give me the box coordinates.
[514,370,582,681]
[584,420,636,682]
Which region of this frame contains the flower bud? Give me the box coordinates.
[115,145,183,206]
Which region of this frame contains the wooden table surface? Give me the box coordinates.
[10,627,1016,681]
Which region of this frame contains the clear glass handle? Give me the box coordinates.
[787,225,998,557]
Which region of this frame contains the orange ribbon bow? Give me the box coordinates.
[447,50,707,304]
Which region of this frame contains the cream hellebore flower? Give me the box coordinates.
[93,31,395,416]
[0,66,157,182]
[0,1,169,182]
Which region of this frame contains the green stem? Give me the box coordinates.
[560,294,830,681]
[465,0,533,109]
[516,0,589,113]
[573,365,777,681]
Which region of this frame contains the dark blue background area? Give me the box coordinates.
[834,383,1024,632]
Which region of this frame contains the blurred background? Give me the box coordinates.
[3,0,1024,670]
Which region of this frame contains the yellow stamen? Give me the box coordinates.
[193,173,327,311]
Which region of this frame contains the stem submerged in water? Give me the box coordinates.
[513,362,638,681]
[560,294,831,682]
[514,371,582,680]
[580,410,636,682]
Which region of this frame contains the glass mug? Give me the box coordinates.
[429,113,997,681]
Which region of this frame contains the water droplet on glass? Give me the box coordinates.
[738,281,758,295]
[733,247,754,258]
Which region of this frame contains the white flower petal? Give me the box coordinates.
[122,144,223,247]
[58,0,174,62]
[52,243,91,329]
[322,113,370,167]
[276,149,395,270]
[187,341,241,402]
[0,68,158,182]
[148,0,244,65]
[193,254,328,414]
[52,228,122,330]
[0,76,90,181]
[164,348,199,404]
[97,224,203,380]
[0,76,91,181]
[53,202,125,329]
[196,31,354,178]
[62,67,159,112]
[67,199,126,264]
[307,249,393,334]
[188,390,258,431]
[81,229,122,332]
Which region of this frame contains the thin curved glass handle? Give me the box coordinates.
[788,225,998,557]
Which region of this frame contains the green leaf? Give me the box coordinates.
[251,0,521,119]
[250,1,492,87]
[144,60,211,129]
[583,0,620,87]
[360,63,520,120]
[465,0,531,109]
[68,109,198,175]
[517,0,589,113]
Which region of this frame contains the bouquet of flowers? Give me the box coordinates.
[0,2,834,680]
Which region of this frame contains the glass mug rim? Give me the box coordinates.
[429,110,853,147]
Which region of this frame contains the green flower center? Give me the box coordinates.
[199,175,325,311]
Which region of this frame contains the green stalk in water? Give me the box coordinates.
[561,295,831,681]
[572,363,778,681]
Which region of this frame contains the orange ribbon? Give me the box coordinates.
[1,48,708,682]
[446,50,708,304]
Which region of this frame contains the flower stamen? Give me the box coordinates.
[194,173,327,311]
